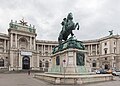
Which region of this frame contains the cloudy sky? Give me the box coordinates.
[0,0,120,41]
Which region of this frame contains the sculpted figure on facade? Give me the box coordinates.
[109,30,113,35]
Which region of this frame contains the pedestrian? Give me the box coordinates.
[28,70,30,75]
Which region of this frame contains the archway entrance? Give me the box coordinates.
[22,56,30,69]
[105,64,109,69]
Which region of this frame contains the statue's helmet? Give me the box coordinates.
[67,13,73,20]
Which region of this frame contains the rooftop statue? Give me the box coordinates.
[109,30,113,35]
[9,19,36,33]
[19,18,28,26]
[58,13,79,44]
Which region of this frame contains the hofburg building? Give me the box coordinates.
[0,20,120,72]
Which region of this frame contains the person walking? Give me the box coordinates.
[28,70,30,75]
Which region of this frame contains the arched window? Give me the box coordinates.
[0,58,4,67]
[105,64,109,69]
[19,38,28,49]
[39,60,42,67]
[45,61,49,68]
[92,60,96,67]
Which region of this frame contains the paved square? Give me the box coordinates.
[0,73,120,86]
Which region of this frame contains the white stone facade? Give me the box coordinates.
[0,20,58,71]
[84,35,120,71]
[0,20,120,71]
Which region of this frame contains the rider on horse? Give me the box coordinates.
[58,13,79,44]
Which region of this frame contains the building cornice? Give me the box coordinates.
[8,28,37,36]
[36,40,58,45]
[83,35,120,43]
[0,33,9,40]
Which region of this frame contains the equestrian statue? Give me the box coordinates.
[58,13,79,44]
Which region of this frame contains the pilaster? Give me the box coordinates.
[10,33,13,48]
[4,40,6,52]
[30,37,32,50]
[15,34,17,48]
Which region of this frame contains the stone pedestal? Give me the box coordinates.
[48,37,89,74]
[49,48,88,74]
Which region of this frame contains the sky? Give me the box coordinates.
[0,0,120,41]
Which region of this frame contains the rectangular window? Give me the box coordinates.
[104,48,108,54]
[92,63,96,67]
[0,59,4,67]
[104,42,107,46]
[114,42,116,45]
[114,47,116,53]
[13,34,15,42]
[92,45,96,50]
[39,45,42,50]
[105,57,107,60]
[45,45,48,50]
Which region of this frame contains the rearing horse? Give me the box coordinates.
[58,13,79,44]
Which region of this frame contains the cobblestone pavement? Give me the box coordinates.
[84,76,120,86]
[0,73,120,86]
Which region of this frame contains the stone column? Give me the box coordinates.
[36,44,38,52]
[50,45,52,55]
[16,52,19,70]
[33,37,36,50]
[4,40,6,52]
[10,52,13,69]
[19,52,22,70]
[10,33,13,48]
[110,39,112,53]
[41,45,43,55]
[6,41,9,51]
[15,34,17,48]
[37,53,39,68]
[30,37,32,50]
[88,45,90,55]
[90,44,92,55]
[43,45,45,56]
[96,44,97,55]
[48,45,50,55]
[30,56,33,69]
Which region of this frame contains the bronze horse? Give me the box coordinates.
[58,13,79,44]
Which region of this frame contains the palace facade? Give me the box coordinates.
[84,34,120,71]
[0,20,120,72]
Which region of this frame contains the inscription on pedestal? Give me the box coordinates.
[68,57,73,65]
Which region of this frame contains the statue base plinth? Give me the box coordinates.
[49,48,88,74]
